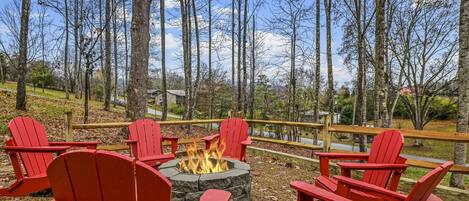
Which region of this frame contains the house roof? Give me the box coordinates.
[167,90,185,97]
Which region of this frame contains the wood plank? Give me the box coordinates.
[252,137,323,150]
[72,119,323,129]
[97,138,204,151]
[330,125,469,142]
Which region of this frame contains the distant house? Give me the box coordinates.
[302,110,341,124]
[155,90,185,106]
[147,89,162,99]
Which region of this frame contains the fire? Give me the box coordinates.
[179,139,229,174]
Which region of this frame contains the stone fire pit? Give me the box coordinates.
[158,158,251,201]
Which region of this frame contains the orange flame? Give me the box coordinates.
[179,139,229,174]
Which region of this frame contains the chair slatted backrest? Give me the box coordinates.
[8,117,54,177]
[128,119,163,158]
[47,150,173,201]
[405,161,453,201]
[219,118,249,159]
[135,161,172,201]
[362,130,404,188]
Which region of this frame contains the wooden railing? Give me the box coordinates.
[65,113,469,173]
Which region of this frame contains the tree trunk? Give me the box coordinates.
[104,0,112,111]
[180,0,192,121]
[16,0,31,110]
[354,0,367,152]
[249,15,256,120]
[313,0,321,145]
[0,54,4,83]
[290,20,297,123]
[126,0,151,120]
[41,6,45,93]
[208,0,213,124]
[112,0,118,107]
[450,0,469,188]
[76,0,84,99]
[242,0,248,115]
[99,0,104,96]
[160,0,168,120]
[191,0,201,113]
[373,0,385,128]
[325,0,334,121]
[122,0,129,100]
[237,0,242,112]
[73,0,79,98]
[231,0,236,111]
[64,0,70,100]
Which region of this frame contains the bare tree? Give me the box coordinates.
[64,0,70,99]
[450,0,469,188]
[237,0,242,112]
[0,53,4,83]
[74,0,80,98]
[160,0,168,120]
[373,0,385,127]
[104,0,112,111]
[191,0,201,114]
[231,0,236,111]
[180,0,193,121]
[126,0,152,120]
[268,0,311,126]
[324,0,333,121]
[393,1,458,146]
[208,0,213,122]
[16,0,31,110]
[112,0,118,107]
[122,0,129,99]
[249,14,256,119]
[313,0,321,144]
[242,0,248,114]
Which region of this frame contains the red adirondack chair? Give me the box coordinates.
[0,117,100,197]
[333,161,454,201]
[47,150,231,201]
[203,118,252,161]
[290,181,352,201]
[126,119,179,167]
[314,130,407,198]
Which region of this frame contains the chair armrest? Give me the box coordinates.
[49,141,101,149]
[315,152,369,177]
[203,134,220,150]
[3,146,70,153]
[334,176,406,201]
[125,140,138,158]
[241,137,252,145]
[337,162,408,177]
[290,181,351,201]
[125,140,138,144]
[199,189,231,201]
[314,152,370,160]
[202,134,220,142]
[162,137,179,155]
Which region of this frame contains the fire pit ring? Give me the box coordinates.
[158,158,251,201]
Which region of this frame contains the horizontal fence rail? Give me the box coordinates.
[330,125,469,142]
[65,114,468,173]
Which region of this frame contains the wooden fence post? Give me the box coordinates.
[322,114,331,152]
[64,111,73,142]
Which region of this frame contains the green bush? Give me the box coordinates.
[429,97,457,120]
[31,63,54,88]
[168,103,185,115]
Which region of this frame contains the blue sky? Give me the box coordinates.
[0,0,352,86]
